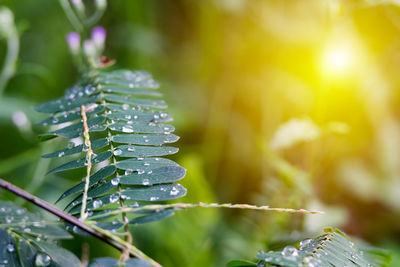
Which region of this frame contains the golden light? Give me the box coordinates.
[321,44,354,76]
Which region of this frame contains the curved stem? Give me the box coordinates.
[0,34,19,96]
[58,0,84,33]
[0,178,161,267]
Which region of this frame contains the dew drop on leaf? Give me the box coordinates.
[93,199,103,209]
[111,177,120,186]
[6,244,14,252]
[113,149,122,156]
[35,253,51,267]
[281,246,298,259]
[109,194,119,203]
[170,186,179,196]
[142,179,150,186]
[122,125,134,133]
[5,215,13,224]
[299,238,312,250]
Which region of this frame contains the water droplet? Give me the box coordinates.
[6,244,14,252]
[147,170,152,174]
[137,169,145,175]
[33,221,45,228]
[137,157,144,161]
[111,177,120,185]
[144,139,149,143]
[143,162,150,166]
[67,142,75,149]
[16,208,26,215]
[160,112,168,118]
[281,246,298,260]
[109,194,119,203]
[58,151,65,157]
[113,149,122,156]
[133,115,138,119]
[122,104,130,110]
[148,122,156,126]
[124,114,132,120]
[124,169,133,175]
[142,179,150,186]
[93,199,103,209]
[52,117,59,124]
[127,146,136,151]
[24,228,31,233]
[299,238,312,250]
[153,114,160,119]
[35,253,51,267]
[121,194,131,200]
[150,196,159,201]
[122,125,134,133]
[170,186,179,196]
[5,215,13,224]
[130,201,139,207]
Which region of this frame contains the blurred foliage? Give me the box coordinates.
[1,0,400,266]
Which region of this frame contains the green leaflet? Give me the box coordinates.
[116,157,179,170]
[104,94,167,109]
[40,115,106,139]
[46,151,112,174]
[119,166,186,185]
[100,84,163,97]
[34,94,99,114]
[129,209,175,225]
[113,145,178,158]
[56,165,116,203]
[231,228,392,267]
[43,138,109,158]
[0,201,71,239]
[31,241,81,267]
[111,133,178,146]
[106,110,173,123]
[0,201,79,267]
[37,69,186,230]
[38,104,104,126]
[121,183,187,201]
[108,122,175,134]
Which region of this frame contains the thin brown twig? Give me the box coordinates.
[0,178,161,267]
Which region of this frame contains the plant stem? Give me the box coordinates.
[80,105,93,220]
[58,0,84,33]
[88,202,322,221]
[0,178,161,267]
[0,33,19,96]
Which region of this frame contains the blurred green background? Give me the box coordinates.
[1,0,400,266]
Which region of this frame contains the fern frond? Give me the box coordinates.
[36,69,186,231]
[229,228,391,267]
[0,200,80,266]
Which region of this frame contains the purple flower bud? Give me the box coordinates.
[66,32,80,54]
[91,26,106,48]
